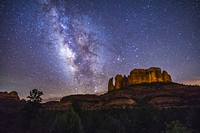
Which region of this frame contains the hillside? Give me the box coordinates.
[43,82,200,110]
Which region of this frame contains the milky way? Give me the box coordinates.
[41,0,108,93]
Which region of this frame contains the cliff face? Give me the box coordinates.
[108,67,172,91]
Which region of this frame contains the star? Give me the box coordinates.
[0,0,199,100]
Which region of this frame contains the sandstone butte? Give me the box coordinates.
[108,67,172,91]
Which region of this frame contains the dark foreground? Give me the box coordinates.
[1,83,200,133]
[0,105,200,133]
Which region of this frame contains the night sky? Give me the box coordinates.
[0,0,200,100]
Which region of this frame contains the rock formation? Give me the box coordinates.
[121,75,129,89]
[108,78,114,91]
[0,91,25,113]
[162,70,172,82]
[0,91,20,101]
[108,67,172,91]
[115,75,123,90]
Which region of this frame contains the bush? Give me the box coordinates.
[164,120,191,133]
[52,108,83,133]
[27,89,43,103]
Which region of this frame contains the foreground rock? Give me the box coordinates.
[108,67,172,91]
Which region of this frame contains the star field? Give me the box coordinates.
[0,0,200,100]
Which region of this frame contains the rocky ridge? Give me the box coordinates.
[42,83,200,110]
[1,83,200,111]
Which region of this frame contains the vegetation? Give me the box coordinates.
[164,120,191,133]
[52,108,83,133]
[27,89,43,103]
[0,106,200,133]
[0,89,200,133]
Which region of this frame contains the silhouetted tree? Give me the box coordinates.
[17,89,44,131]
[27,89,43,103]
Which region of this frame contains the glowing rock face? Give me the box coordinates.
[128,67,172,84]
[108,67,172,91]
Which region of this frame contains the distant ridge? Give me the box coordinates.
[42,82,200,110]
[1,83,200,111]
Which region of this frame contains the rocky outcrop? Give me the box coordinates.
[0,91,25,113]
[108,67,172,91]
[162,70,172,82]
[0,91,20,101]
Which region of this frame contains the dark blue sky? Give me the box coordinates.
[0,0,200,100]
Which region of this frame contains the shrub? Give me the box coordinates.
[52,108,83,133]
[27,89,43,103]
[164,120,191,133]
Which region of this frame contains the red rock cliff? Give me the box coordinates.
[108,67,172,91]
